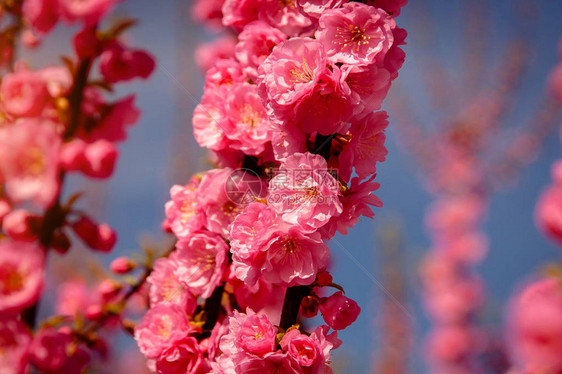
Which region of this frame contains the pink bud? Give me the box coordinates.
[300,295,319,318]
[22,30,40,48]
[319,291,361,330]
[85,304,103,320]
[110,257,135,274]
[51,232,71,254]
[71,216,117,252]
[161,218,172,233]
[60,139,87,172]
[99,42,155,83]
[83,140,118,178]
[74,27,101,59]
[97,279,122,299]
[2,209,41,241]
[132,50,155,79]
[316,271,333,286]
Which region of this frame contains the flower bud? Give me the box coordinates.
[74,27,101,59]
[60,139,87,172]
[51,231,71,254]
[110,256,135,274]
[2,209,41,241]
[300,295,319,318]
[83,140,118,179]
[315,271,333,286]
[71,216,117,252]
[97,279,122,300]
[319,291,361,330]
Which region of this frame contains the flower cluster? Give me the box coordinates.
[0,1,154,372]
[135,0,407,372]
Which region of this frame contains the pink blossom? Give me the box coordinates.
[0,239,44,313]
[193,87,231,152]
[340,63,391,117]
[319,291,360,330]
[191,0,225,28]
[164,176,204,239]
[174,230,229,298]
[195,37,237,72]
[309,325,342,366]
[230,202,277,263]
[1,68,49,117]
[71,216,117,252]
[271,126,308,162]
[204,59,246,90]
[221,0,259,31]
[280,329,319,367]
[84,95,141,143]
[322,175,383,237]
[155,336,208,374]
[258,0,313,37]
[22,0,59,34]
[29,327,72,371]
[134,303,193,360]
[366,0,408,17]
[316,2,395,65]
[224,83,273,155]
[110,256,135,274]
[237,351,303,373]
[536,184,562,246]
[147,254,197,314]
[235,21,287,80]
[230,275,286,320]
[268,153,342,233]
[74,27,102,59]
[426,326,476,365]
[198,168,244,237]
[296,0,348,22]
[59,0,116,26]
[0,120,60,207]
[55,279,89,316]
[2,209,41,242]
[339,111,389,181]
[220,309,277,359]
[99,42,155,83]
[508,278,562,373]
[425,195,486,235]
[383,26,407,79]
[82,139,118,178]
[0,317,32,374]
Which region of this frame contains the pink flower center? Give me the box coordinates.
[279,0,295,8]
[156,315,174,338]
[334,24,372,51]
[240,104,260,128]
[18,147,46,176]
[283,238,299,253]
[0,265,24,295]
[289,60,314,84]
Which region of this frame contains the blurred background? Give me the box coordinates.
[25,0,562,372]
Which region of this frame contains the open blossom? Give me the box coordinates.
[156,336,208,374]
[339,111,389,181]
[296,0,348,22]
[1,68,49,117]
[204,59,246,90]
[508,278,562,373]
[268,153,342,233]
[237,352,303,374]
[316,2,395,65]
[193,87,230,152]
[257,0,313,37]
[340,63,391,117]
[29,327,73,372]
[224,83,273,155]
[230,202,277,263]
[0,240,45,313]
[235,21,287,80]
[0,317,32,374]
[164,176,204,239]
[221,0,259,31]
[147,254,197,314]
[134,303,194,360]
[280,329,318,367]
[220,309,277,360]
[174,230,229,298]
[23,0,60,34]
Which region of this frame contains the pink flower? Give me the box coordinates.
[134,303,193,360]
[59,0,116,26]
[191,0,225,28]
[99,42,155,83]
[235,21,287,80]
[193,87,231,152]
[110,256,135,274]
[221,0,259,31]
[82,139,118,179]
[55,279,89,316]
[22,0,59,34]
[74,27,102,59]
[268,153,342,233]
[204,59,246,90]
[340,63,391,117]
[366,0,408,17]
[280,329,319,367]
[319,291,360,330]
[426,326,477,365]
[174,230,229,298]
[257,0,313,37]
[339,111,389,181]
[29,327,72,371]
[536,184,562,246]
[0,317,32,374]
[71,216,117,252]
[0,120,60,207]
[83,95,141,143]
[271,126,308,162]
[155,336,208,374]
[198,168,244,237]
[237,351,302,373]
[296,0,348,22]
[308,325,342,367]
[147,254,197,314]
[2,209,41,242]
[164,176,204,239]
[1,68,49,117]
[383,26,407,79]
[322,175,383,237]
[0,239,45,314]
[316,2,395,65]
[195,36,237,72]
[220,309,277,359]
[508,278,562,373]
[224,83,273,155]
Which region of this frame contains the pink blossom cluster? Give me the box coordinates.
[135,0,407,372]
[0,1,155,373]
